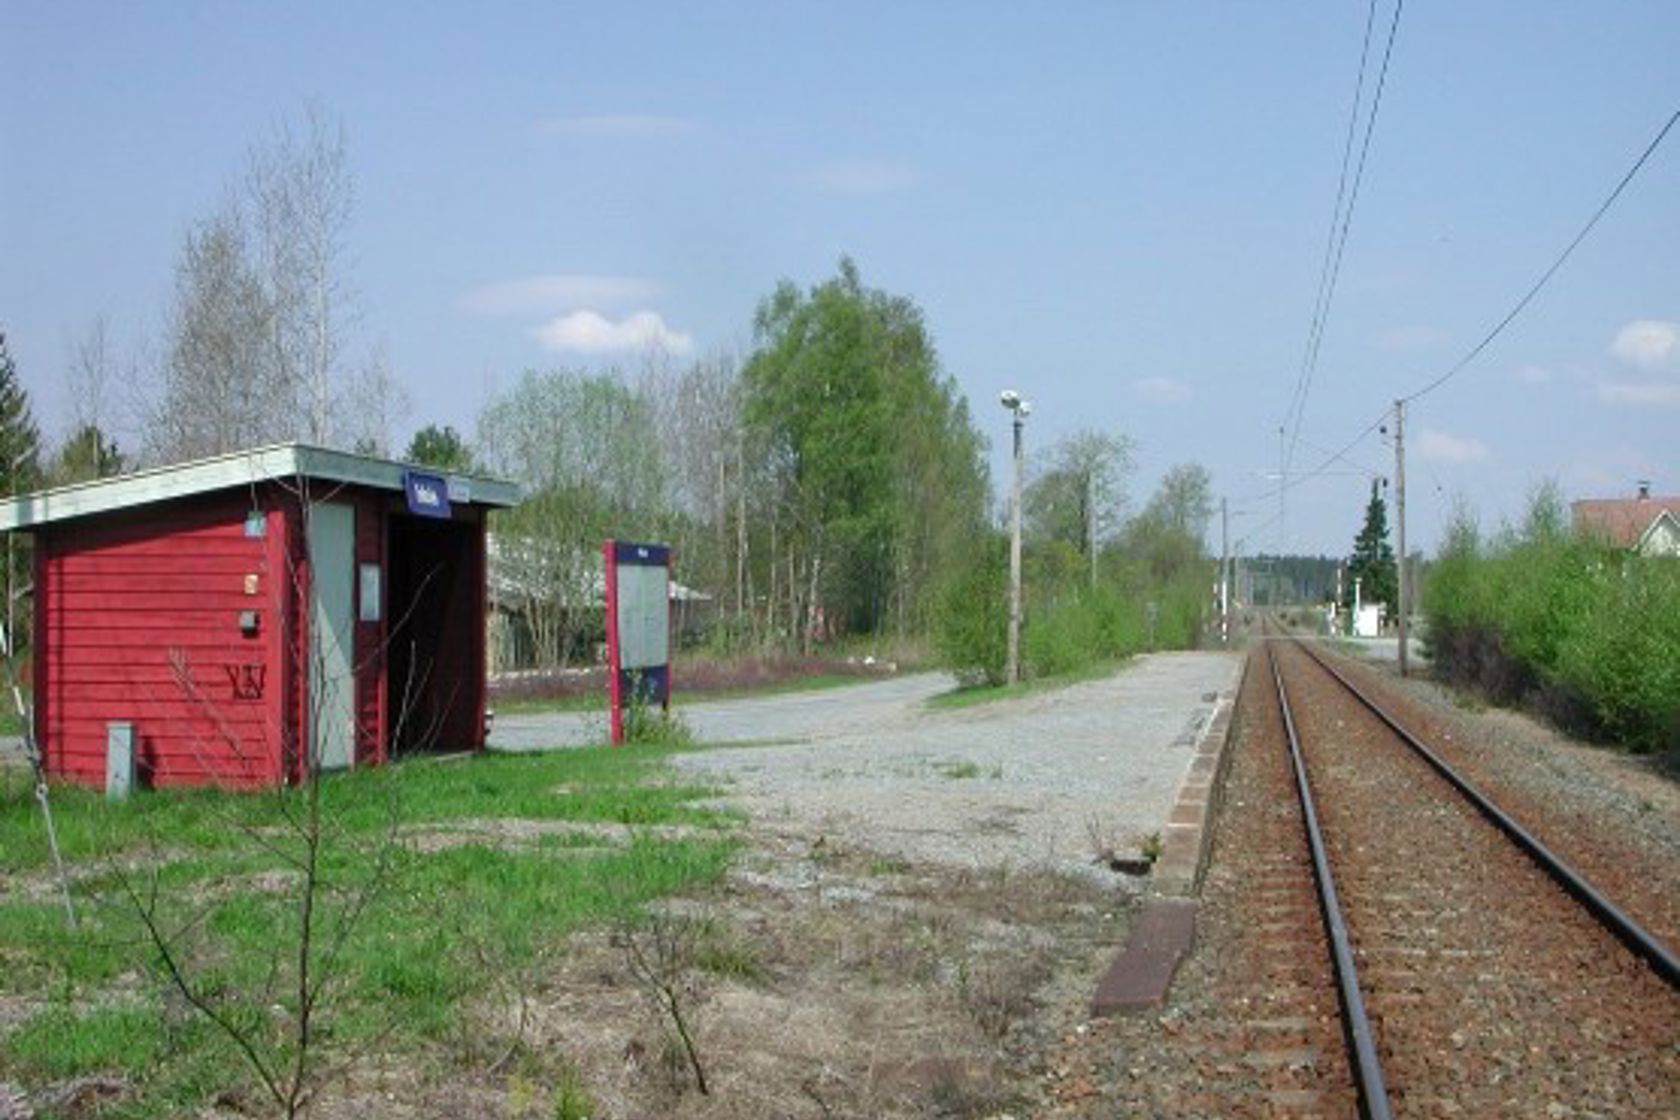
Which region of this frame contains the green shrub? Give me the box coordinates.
[1425,489,1680,752]
[933,533,1010,684]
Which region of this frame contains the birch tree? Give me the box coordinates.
[148,106,373,462]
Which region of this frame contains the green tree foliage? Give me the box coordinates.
[478,370,668,666]
[1147,463,1213,545]
[50,423,125,485]
[933,531,1010,684]
[742,258,987,639]
[1425,487,1680,752]
[0,331,42,654]
[404,423,475,471]
[0,332,44,495]
[1025,430,1134,575]
[946,459,1215,689]
[1345,480,1397,619]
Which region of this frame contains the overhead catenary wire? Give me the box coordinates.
[1402,106,1680,405]
[1280,0,1380,448]
[1261,104,1675,551]
[1282,0,1406,477]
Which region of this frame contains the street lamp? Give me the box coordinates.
[1000,389,1030,685]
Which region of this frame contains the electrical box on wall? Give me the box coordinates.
[239,609,260,635]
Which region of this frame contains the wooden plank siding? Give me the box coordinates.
[36,493,293,788]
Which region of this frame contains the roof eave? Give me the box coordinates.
[0,443,520,533]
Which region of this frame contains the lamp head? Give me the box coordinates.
[999,388,1021,410]
[1018,401,1032,418]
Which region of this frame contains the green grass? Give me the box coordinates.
[0,743,738,1115]
[5,1005,167,1080]
[925,656,1132,710]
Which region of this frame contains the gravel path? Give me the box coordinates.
[669,652,1243,879]
[489,672,955,750]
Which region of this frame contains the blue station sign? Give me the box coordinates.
[403,471,452,519]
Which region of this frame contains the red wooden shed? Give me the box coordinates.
[0,444,518,789]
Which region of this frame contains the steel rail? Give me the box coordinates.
[1293,638,1680,990]
[1267,645,1394,1120]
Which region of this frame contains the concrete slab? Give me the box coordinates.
[1090,897,1199,1015]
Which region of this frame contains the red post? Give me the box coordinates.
[603,539,623,744]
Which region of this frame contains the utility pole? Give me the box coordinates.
[1087,469,1097,590]
[1219,497,1230,644]
[1277,426,1286,603]
[1393,398,1408,677]
[1001,390,1030,686]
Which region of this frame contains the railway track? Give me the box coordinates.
[1263,633,1679,1116]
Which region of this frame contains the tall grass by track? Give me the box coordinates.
[1425,491,1680,754]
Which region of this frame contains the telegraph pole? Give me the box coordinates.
[1393,399,1408,677]
[1001,391,1029,686]
[1088,469,1097,590]
[1219,497,1230,643]
[1277,426,1286,603]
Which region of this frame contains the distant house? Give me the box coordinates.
[1571,483,1680,557]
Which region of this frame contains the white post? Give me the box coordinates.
[1006,407,1025,686]
[1394,399,1408,676]
[1219,497,1229,644]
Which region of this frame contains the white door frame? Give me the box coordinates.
[307,501,357,771]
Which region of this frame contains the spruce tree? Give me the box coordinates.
[0,332,42,494]
[1345,480,1398,621]
[0,331,42,654]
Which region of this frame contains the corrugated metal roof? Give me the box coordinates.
[0,443,520,532]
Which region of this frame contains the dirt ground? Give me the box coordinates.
[299,822,1141,1120]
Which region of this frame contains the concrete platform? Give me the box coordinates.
[665,651,1246,880]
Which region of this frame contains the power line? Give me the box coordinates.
[1283,0,1406,475]
[1281,0,1379,453]
[1402,106,1679,405]
[1233,407,1391,510]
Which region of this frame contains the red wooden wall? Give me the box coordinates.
[35,493,292,788]
[31,483,490,789]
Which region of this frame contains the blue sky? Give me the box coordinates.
[3,1,1676,556]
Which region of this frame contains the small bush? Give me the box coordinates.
[933,534,1010,685]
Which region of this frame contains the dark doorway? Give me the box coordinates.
[386,514,480,754]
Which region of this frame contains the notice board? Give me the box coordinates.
[603,540,672,743]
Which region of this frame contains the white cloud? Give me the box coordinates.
[1131,376,1191,403]
[460,275,660,317]
[802,160,921,195]
[1416,428,1490,464]
[1595,380,1680,408]
[1377,325,1452,351]
[531,310,694,357]
[538,114,690,138]
[1609,319,1680,372]
[1514,364,1552,385]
